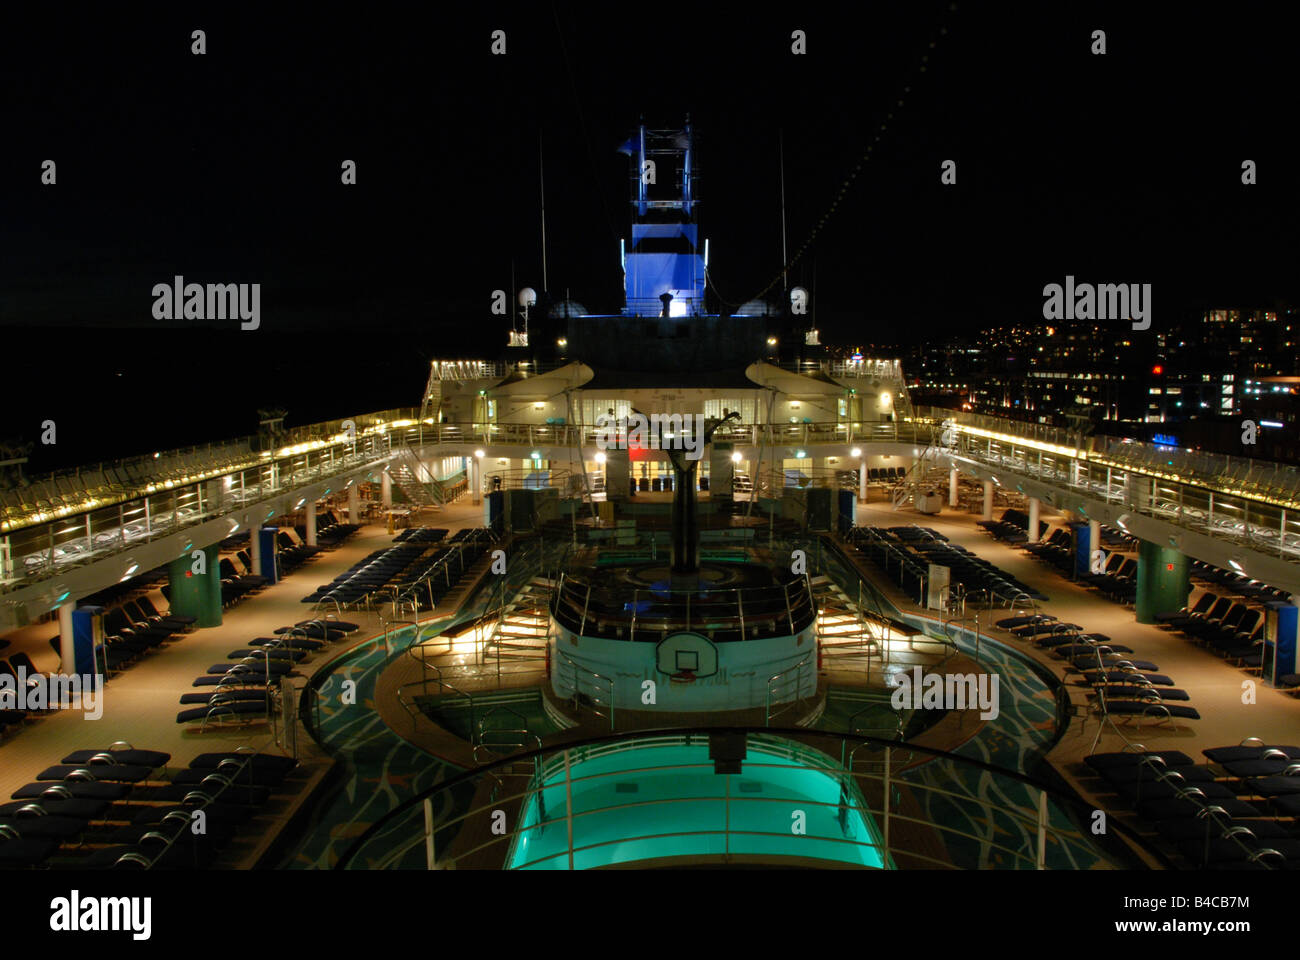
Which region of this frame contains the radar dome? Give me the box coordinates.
[734,299,772,317]
[547,299,589,319]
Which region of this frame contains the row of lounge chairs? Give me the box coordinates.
[864,467,907,483]
[976,508,1050,545]
[1190,560,1292,604]
[393,526,448,544]
[299,543,436,608]
[993,612,1203,727]
[176,617,358,729]
[295,512,360,549]
[1084,739,1300,868]
[87,597,198,674]
[0,743,299,869]
[1155,592,1265,668]
[846,526,1047,605]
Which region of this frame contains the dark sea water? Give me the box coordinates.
[1,325,441,476]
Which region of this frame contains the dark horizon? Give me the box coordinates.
[4,2,1299,470]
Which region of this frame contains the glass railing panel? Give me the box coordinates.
[338,730,1158,872]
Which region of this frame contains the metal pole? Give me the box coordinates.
[724,770,731,860]
[779,129,788,293]
[1036,789,1049,869]
[883,746,891,859]
[539,130,549,295]
[424,797,437,869]
[564,749,575,871]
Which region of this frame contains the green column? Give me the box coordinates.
[1135,540,1190,624]
[167,544,223,628]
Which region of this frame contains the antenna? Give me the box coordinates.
[539,130,549,296]
[779,128,789,294]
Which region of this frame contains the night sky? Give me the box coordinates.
[2,3,1297,471]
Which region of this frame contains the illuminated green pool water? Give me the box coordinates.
[507,738,889,869]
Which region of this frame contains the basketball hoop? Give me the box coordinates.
[669,670,697,684]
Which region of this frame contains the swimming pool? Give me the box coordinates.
[507,736,890,869]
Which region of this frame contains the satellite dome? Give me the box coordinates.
[518,287,537,307]
[547,299,589,319]
[734,299,772,317]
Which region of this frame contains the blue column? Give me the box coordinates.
[258,527,280,584]
[1072,522,1090,578]
[71,605,104,676]
[1265,603,1299,684]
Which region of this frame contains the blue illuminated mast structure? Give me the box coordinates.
[620,118,707,318]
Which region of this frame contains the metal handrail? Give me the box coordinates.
[338,728,1172,872]
[554,648,614,730]
[764,654,812,726]
[398,669,476,733]
[552,570,817,641]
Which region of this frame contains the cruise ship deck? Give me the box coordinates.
[4,113,1300,879]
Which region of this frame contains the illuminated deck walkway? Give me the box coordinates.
[920,408,1300,596]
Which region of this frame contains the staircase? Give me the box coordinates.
[391,448,441,510]
[811,576,880,665]
[482,576,552,671]
[891,446,948,510]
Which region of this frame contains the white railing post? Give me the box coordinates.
[424,797,437,869]
[883,745,891,859]
[1036,788,1049,869]
[564,749,575,871]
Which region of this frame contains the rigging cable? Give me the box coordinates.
[743,4,961,307]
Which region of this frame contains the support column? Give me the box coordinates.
[1135,540,1191,624]
[381,469,392,509]
[249,524,261,576]
[1075,518,1102,577]
[306,500,317,547]
[859,459,867,503]
[471,456,483,505]
[982,479,994,520]
[167,544,223,628]
[948,466,959,508]
[1027,496,1040,543]
[58,601,76,675]
[605,449,630,500]
[709,444,733,511]
[348,483,360,525]
[257,527,279,583]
